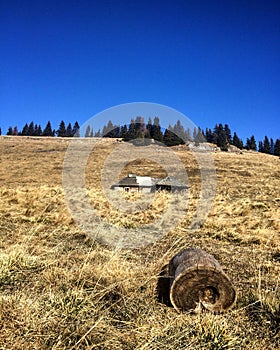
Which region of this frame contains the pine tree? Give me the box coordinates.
[152,117,163,142]
[185,127,192,142]
[33,124,42,136]
[213,124,222,145]
[120,125,128,138]
[0,127,1,136]
[135,116,145,137]
[217,130,228,151]
[38,124,43,136]
[245,138,249,150]
[205,128,214,143]
[263,136,270,154]
[57,120,66,137]
[224,124,232,144]
[274,139,280,156]
[250,135,257,151]
[192,127,197,141]
[27,122,35,136]
[72,121,80,137]
[90,127,94,137]
[173,120,185,141]
[146,118,153,139]
[21,123,29,136]
[66,123,72,137]
[102,120,120,137]
[245,135,257,151]
[7,126,13,135]
[95,129,101,137]
[258,141,264,153]
[43,121,53,136]
[113,126,120,138]
[270,138,274,155]
[232,132,243,149]
[124,119,137,141]
[194,127,205,145]
[85,125,91,137]
[213,124,228,150]
[13,126,19,136]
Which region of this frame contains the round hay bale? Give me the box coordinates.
[169,247,236,313]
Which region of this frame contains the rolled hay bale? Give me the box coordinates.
[169,247,236,313]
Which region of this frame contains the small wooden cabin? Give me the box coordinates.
[111,174,155,193]
[155,176,188,192]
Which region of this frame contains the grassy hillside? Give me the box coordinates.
[0,136,279,349]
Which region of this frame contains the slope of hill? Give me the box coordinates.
[0,136,279,349]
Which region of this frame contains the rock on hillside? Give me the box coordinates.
[187,142,221,152]
[227,144,242,153]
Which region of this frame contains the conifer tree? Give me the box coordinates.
[90,127,94,137]
[13,126,19,136]
[185,127,192,142]
[120,125,127,138]
[224,124,232,144]
[274,139,280,156]
[102,120,120,137]
[194,127,205,145]
[250,135,257,151]
[72,121,80,137]
[66,123,72,137]
[217,130,228,150]
[34,124,42,136]
[258,141,264,153]
[0,127,1,136]
[135,116,145,136]
[213,124,228,150]
[27,122,35,136]
[124,119,137,141]
[43,121,53,136]
[263,136,270,154]
[213,124,222,144]
[152,117,163,142]
[193,127,197,141]
[146,118,153,139]
[57,120,66,137]
[7,126,13,135]
[270,138,274,155]
[245,138,251,150]
[95,129,101,137]
[112,126,120,138]
[173,120,185,141]
[85,125,91,137]
[21,123,29,136]
[232,132,243,149]
[205,128,214,143]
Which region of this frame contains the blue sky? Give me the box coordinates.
[0,0,279,142]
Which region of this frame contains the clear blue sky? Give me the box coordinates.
[0,0,279,142]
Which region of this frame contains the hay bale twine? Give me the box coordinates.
[169,248,236,313]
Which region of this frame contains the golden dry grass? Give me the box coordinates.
[0,135,279,349]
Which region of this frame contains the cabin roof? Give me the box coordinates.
[113,174,155,188]
[156,176,188,188]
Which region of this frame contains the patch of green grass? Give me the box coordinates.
[0,247,42,287]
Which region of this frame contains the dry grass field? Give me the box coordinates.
[0,136,279,349]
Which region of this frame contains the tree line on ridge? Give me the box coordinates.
[2,117,280,156]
